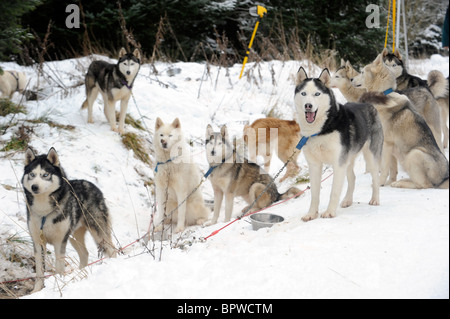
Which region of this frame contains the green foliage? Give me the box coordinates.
[0,98,26,117]
[261,0,386,65]
[0,0,40,60]
[1,125,32,152]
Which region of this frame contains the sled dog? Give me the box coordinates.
[294,67,383,221]
[330,61,366,102]
[381,48,448,97]
[381,49,429,91]
[153,118,209,233]
[243,117,301,182]
[205,124,300,224]
[22,147,116,292]
[382,49,446,149]
[81,48,141,134]
[0,70,27,98]
[353,53,449,189]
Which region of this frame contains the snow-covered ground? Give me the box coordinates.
[0,54,448,299]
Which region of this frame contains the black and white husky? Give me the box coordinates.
[22,147,116,292]
[294,67,384,221]
[81,47,141,134]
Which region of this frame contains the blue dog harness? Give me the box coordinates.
[296,133,318,150]
[383,88,394,95]
[154,157,176,173]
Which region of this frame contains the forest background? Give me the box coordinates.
[0,0,448,69]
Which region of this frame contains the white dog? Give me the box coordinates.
[0,70,27,98]
[153,117,210,233]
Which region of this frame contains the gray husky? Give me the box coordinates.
[353,53,449,189]
[205,124,300,224]
[22,147,116,292]
[81,48,141,134]
[294,67,383,222]
[382,48,447,149]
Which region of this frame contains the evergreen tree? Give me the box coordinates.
[0,0,41,61]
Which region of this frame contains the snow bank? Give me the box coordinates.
[0,55,448,299]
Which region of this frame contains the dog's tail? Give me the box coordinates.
[278,186,302,201]
[427,70,448,99]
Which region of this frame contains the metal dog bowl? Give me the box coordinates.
[249,213,284,230]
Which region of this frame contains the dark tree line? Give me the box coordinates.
[2,0,388,66]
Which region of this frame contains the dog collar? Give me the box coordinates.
[383,88,394,95]
[204,166,217,179]
[204,159,226,179]
[154,158,172,173]
[40,216,47,230]
[121,79,132,90]
[296,133,318,150]
[154,156,179,173]
[204,155,231,179]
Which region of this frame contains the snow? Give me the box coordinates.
[0,55,448,299]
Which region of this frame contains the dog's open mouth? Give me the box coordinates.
[305,110,317,124]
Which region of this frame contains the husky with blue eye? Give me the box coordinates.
[22,147,116,293]
[294,67,383,221]
[81,47,141,134]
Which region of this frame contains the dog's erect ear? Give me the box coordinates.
[393,49,402,60]
[25,147,36,165]
[220,125,228,140]
[206,124,213,140]
[155,117,163,130]
[47,148,60,167]
[371,53,384,72]
[132,48,141,62]
[318,68,331,87]
[381,47,389,57]
[296,67,308,85]
[119,47,127,58]
[172,118,181,129]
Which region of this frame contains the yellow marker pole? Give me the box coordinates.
[384,0,391,48]
[239,5,267,79]
[384,0,397,52]
[392,0,396,52]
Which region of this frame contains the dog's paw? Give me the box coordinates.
[175,225,185,233]
[203,219,217,227]
[301,212,318,222]
[369,197,380,206]
[340,199,353,208]
[320,210,336,219]
[196,218,206,226]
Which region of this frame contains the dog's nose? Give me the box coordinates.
[211,150,215,156]
[126,70,131,75]
[161,139,168,148]
[31,185,39,193]
[305,103,313,110]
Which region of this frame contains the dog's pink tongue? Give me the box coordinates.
[305,111,316,123]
